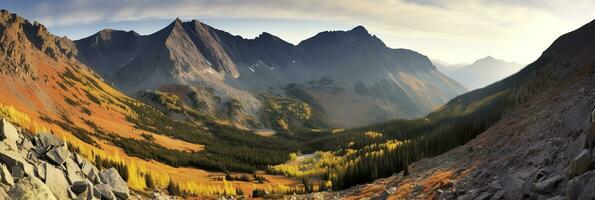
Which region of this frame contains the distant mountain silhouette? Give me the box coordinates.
[435,56,522,90]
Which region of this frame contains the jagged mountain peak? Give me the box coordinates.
[0,9,77,73]
[174,17,183,24]
[162,18,187,35]
[147,18,189,41]
[349,25,369,34]
[256,32,276,39]
[179,18,239,77]
[94,29,139,41]
[188,19,206,26]
[254,32,293,45]
[298,25,385,51]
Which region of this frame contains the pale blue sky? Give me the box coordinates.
[2,0,595,65]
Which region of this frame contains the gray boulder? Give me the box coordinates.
[45,164,70,200]
[568,171,594,200]
[19,138,33,151]
[577,176,595,200]
[65,157,85,184]
[94,183,116,200]
[485,180,503,193]
[8,176,57,200]
[572,134,588,157]
[0,119,20,148]
[45,146,70,165]
[81,160,101,184]
[74,153,85,166]
[36,132,64,149]
[502,175,524,200]
[489,190,504,200]
[36,162,47,181]
[72,180,95,200]
[76,188,94,200]
[71,180,93,194]
[532,175,562,194]
[0,164,13,186]
[11,163,34,179]
[569,150,592,178]
[0,148,34,178]
[100,168,130,199]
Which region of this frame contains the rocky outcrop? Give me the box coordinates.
[0,119,19,148]
[9,176,56,200]
[565,107,595,200]
[0,119,130,200]
[100,168,130,199]
[569,149,591,178]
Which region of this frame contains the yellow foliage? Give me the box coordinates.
[364,131,383,139]
[277,118,288,130]
[271,151,348,178]
[323,180,332,189]
[179,179,236,196]
[126,161,146,190]
[254,183,302,195]
[0,103,32,129]
[145,170,170,188]
[289,152,298,161]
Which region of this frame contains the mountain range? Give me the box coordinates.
[74,19,466,128]
[435,56,523,90]
[2,7,594,200]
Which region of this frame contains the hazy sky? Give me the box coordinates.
[2,0,595,64]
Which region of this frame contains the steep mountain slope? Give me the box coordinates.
[436,56,522,90]
[0,9,139,142]
[76,21,466,128]
[309,17,595,200]
[74,29,140,76]
[0,10,303,196]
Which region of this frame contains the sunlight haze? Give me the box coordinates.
[2,0,594,64]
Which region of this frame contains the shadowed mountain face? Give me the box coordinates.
[291,17,595,199]
[326,18,595,199]
[75,20,466,128]
[435,56,522,90]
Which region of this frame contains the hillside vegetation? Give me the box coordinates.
[288,57,557,191]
